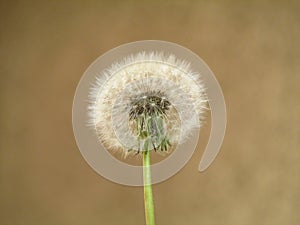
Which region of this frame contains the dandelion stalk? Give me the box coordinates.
[143,150,155,225]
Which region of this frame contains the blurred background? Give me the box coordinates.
[0,1,299,224]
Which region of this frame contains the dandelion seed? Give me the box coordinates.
[88,51,207,155]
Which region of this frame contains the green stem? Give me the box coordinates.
[143,150,155,225]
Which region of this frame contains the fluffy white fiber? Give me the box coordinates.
[88,51,208,153]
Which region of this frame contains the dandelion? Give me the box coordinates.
[88,51,207,225]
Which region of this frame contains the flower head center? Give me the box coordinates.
[129,95,171,120]
[129,94,171,153]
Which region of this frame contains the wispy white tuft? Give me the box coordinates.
[88,51,208,153]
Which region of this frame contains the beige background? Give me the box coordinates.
[0,1,299,224]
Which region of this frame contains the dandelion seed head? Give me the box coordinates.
[88,52,208,155]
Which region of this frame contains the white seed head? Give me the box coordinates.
[88,52,208,155]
